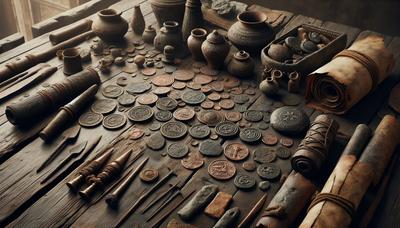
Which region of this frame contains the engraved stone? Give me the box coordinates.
[270,106,309,135]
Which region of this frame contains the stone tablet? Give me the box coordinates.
[213,207,240,228]
[270,106,310,135]
[204,192,233,218]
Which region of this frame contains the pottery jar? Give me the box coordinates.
[182,0,203,40]
[92,9,128,42]
[142,25,157,44]
[154,21,183,52]
[259,77,279,96]
[131,5,145,35]
[62,48,83,76]
[201,30,230,70]
[227,11,274,55]
[227,50,255,78]
[187,28,207,61]
[150,0,185,27]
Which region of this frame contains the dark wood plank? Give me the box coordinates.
[276,14,323,38]
[0,33,25,54]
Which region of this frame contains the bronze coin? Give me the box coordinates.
[137,93,158,105]
[168,90,181,100]
[197,110,225,127]
[116,76,128,86]
[189,124,211,139]
[219,99,235,110]
[129,128,145,139]
[208,160,236,180]
[233,94,250,104]
[254,148,277,163]
[225,111,242,122]
[243,110,263,122]
[153,86,171,95]
[242,161,257,172]
[201,85,212,94]
[187,82,202,90]
[127,105,154,122]
[215,121,240,138]
[167,143,189,158]
[146,132,165,150]
[139,168,159,182]
[201,100,214,109]
[156,97,178,111]
[208,92,221,101]
[239,127,262,144]
[91,99,117,114]
[172,81,186,90]
[181,90,206,105]
[126,82,151,94]
[151,74,174,87]
[224,143,249,161]
[257,122,269,130]
[223,76,240,89]
[160,121,187,139]
[164,65,177,74]
[178,101,186,107]
[257,163,281,180]
[214,105,221,110]
[200,66,219,76]
[118,93,136,106]
[230,87,243,95]
[173,107,195,121]
[244,88,256,95]
[234,173,256,190]
[172,69,195,81]
[181,152,204,170]
[102,113,127,130]
[141,67,157,76]
[262,133,279,146]
[193,74,213,85]
[280,137,294,147]
[155,110,173,122]
[101,85,124,98]
[220,92,230,99]
[79,111,103,128]
[276,146,292,159]
[210,81,224,92]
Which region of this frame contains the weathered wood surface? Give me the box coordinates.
[0,33,25,54]
[0,1,399,228]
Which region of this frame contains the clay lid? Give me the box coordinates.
[206,30,226,44]
[234,50,250,61]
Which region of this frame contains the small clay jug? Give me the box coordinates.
[92,9,128,42]
[181,0,203,40]
[201,30,230,70]
[154,21,183,52]
[62,48,83,76]
[142,25,157,44]
[131,5,145,35]
[259,77,279,96]
[227,50,254,78]
[187,28,207,61]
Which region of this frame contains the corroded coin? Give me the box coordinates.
[127,105,154,122]
[199,140,223,156]
[151,74,174,87]
[280,137,294,147]
[164,65,177,74]
[239,127,262,144]
[259,180,271,191]
[79,111,103,128]
[154,110,173,122]
[172,69,195,81]
[116,76,128,86]
[197,110,225,127]
[210,81,224,92]
[223,76,240,89]
[118,93,136,106]
[225,111,242,122]
[257,163,281,180]
[181,90,206,105]
[201,100,214,109]
[230,87,243,95]
[149,122,161,131]
[243,110,263,122]
[242,161,257,172]
[215,121,239,138]
[146,132,165,150]
[187,82,202,90]
[181,152,204,170]
[102,113,127,130]
[152,86,171,96]
[126,82,151,94]
[233,94,249,104]
[263,112,271,123]
[137,93,158,105]
[270,106,310,135]
[200,66,219,76]
[257,122,269,130]
[129,128,145,139]
[220,92,230,99]
[262,133,278,146]
[156,97,178,111]
[193,74,213,85]
[253,148,277,163]
[173,107,195,121]
[276,146,292,159]
[219,99,235,110]
[172,81,186,90]
[208,160,236,180]
[208,92,221,101]
[201,85,212,94]
[234,173,256,190]
[244,88,256,95]
[91,99,117,114]
[224,143,249,161]
[141,67,157,76]
[189,124,210,139]
[139,168,159,182]
[167,143,189,158]
[160,121,187,139]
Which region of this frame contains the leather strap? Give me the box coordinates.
[308,192,355,218]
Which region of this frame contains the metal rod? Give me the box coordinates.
[140,182,178,214]
[238,193,268,228]
[146,189,180,222]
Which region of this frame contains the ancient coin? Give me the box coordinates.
[141,67,157,76]
[199,140,223,156]
[280,137,294,147]
[152,86,171,95]
[102,113,127,130]
[259,181,271,191]
[201,100,214,109]
[243,110,263,122]
[181,90,206,105]
[129,128,145,139]
[219,99,235,110]
[173,107,195,121]
[239,127,262,144]
[79,111,103,128]
[230,87,243,95]
[181,152,204,170]
[220,92,230,99]
[146,132,165,150]
[186,82,202,90]
[215,121,239,138]
[168,91,181,101]
[197,110,225,127]
[213,105,221,110]
[254,148,277,163]
[151,74,174,87]
[172,81,186,90]
[91,99,117,114]
[137,93,158,105]
[257,163,281,180]
[139,168,159,182]
[210,81,224,92]
[257,122,269,130]
[263,112,271,123]
[233,94,249,104]
[225,111,242,122]
[116,76,128,86]
[236,105,247,113]
[167,143,189,158]
[149,122,161,131]
[244,88,256,95]
[270,106,310,135]
[177,101,186,107]
[160,121,187,139]
[127,105,154,122]
[208,160,236,180]
[224,143,249,161]
[154,110,173,122]
[189,124,211,139]
[117,93,136,106]
[201,85,212,94]
[172,69,195,81]
[223,76,240,89]
[193,74,213,85]
[208,92,221,101]
[282,93,301,106]
[242,161,257,172]
[156,97,178,111]
[276,146,292,159]
[262,133,278,146]
[234,173,256,190]
[126,82,151,94]
[164,65,177,74]
[200,66,219,76]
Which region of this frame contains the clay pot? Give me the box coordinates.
[150,0,185,27]
[131,5,145,35]
[62,48,83,75]
[142,25,157,44]
[92,9,128,42]
[154,21,183,52]
[187,28,207,61]
[259,77,279,96]
[227,50,255,78]
[227,11,274,55]
[267,44,292,62]
[182,0,203,40]
[201,30,230,70]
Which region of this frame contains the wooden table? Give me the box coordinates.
[0,0,399,227]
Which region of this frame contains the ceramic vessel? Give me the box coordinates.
[227,11,274,55]
[92,9,128,42]
[63,48,83,75]
[150,0,185,27]
[131,5,145,35]
[259,77,279,96]
[187,28,207,61]
[181,0,203,40]
[154,21,183,51]
[227,50,255,78]
[142,25,157,44]
[201,30,230,70]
